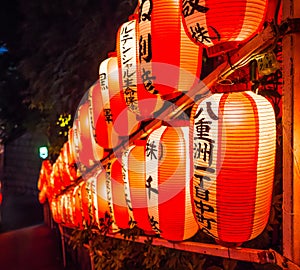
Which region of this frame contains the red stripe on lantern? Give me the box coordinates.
[146,122,198,241]
[107,158,131,229]
[216,92,258,242]
[138,0,202,98]
[122,143,156,234]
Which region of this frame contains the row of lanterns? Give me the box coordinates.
[37,0,276,246]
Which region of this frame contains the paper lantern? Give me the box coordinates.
[84,176,99,226]
[190,90,276,245]
[61,191,75,228]
[77,100,104,169]
[80,180,93,226]
[105,158,131,229]
[72,183,84,228]
[96,54,139,150]
[122,142,156,234]
[61,141,78,183]
[95,168,119,232]
[180,0,268,56]
[50,197,62,224]
[49,161,63,196]
[37,160,53,202]
[138,0,202,98]
[145,122,198,241]
[56,150,72,188]
[117,15,163,119]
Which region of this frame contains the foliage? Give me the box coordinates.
[1,0,137,151]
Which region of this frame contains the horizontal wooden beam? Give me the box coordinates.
[60,226,300,269]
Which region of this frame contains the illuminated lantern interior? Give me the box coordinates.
[138,0,203,98]
[190,91,276,245]
[180,0,268,56]
[145,122,198,241]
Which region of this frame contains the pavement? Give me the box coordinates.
[0,185,69,270]
[0,224,65,270]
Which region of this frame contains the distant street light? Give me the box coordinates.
[39,146,49,159]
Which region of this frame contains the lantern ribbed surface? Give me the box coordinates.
[180,0,267,55]
[122,143,156,234]
[145,123,198,241]
[96,169,119,232]
[138,0,202,98]
[96,56,139,150]
[87,82,106,160]
[117,15,163,118]
[62,141,78,182]
[50,197,61,224]
[106,158,131,229]
[190,91,276,244]
[72,183,84,228]
[77,101,104,169]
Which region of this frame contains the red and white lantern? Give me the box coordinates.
[105,158,131,229]
[138,0,203,98]
[122,141,156,235]
[145,122,198,241]
[96,54,139,150]
[190,90,276,245]
[77,100,104,169]
[180,0,268,56]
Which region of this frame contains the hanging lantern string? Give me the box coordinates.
[55,23,277,196]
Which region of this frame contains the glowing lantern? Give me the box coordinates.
[49,161,63,196]
[61,191,75,228]
[122,142,156,234]
[50,197,61,224]
[56,150,72,188]
[72,183,84,228]
[138,0,202,98]
[80,181,93,226]
[190,91,276,245]
[95,169,118,232]
[37,160,52,202]
[77,100,104,169]
[145,122,198,241]
[96,54,139,150]
[105,158,131,229]
[61,141,78,182]
[84,176,99,226]
[117,15,163,119]
[180,0,268,56]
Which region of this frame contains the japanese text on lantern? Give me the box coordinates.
[105,162,115,222]
[122,149,133,213]
[181,0,220,45]
[120,20,139,112]
[139,0,157,94]
[99,70,113,124]
[193,101,218,235]
[145,140,162,199]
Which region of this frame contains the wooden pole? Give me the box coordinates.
[282,0,300,265]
